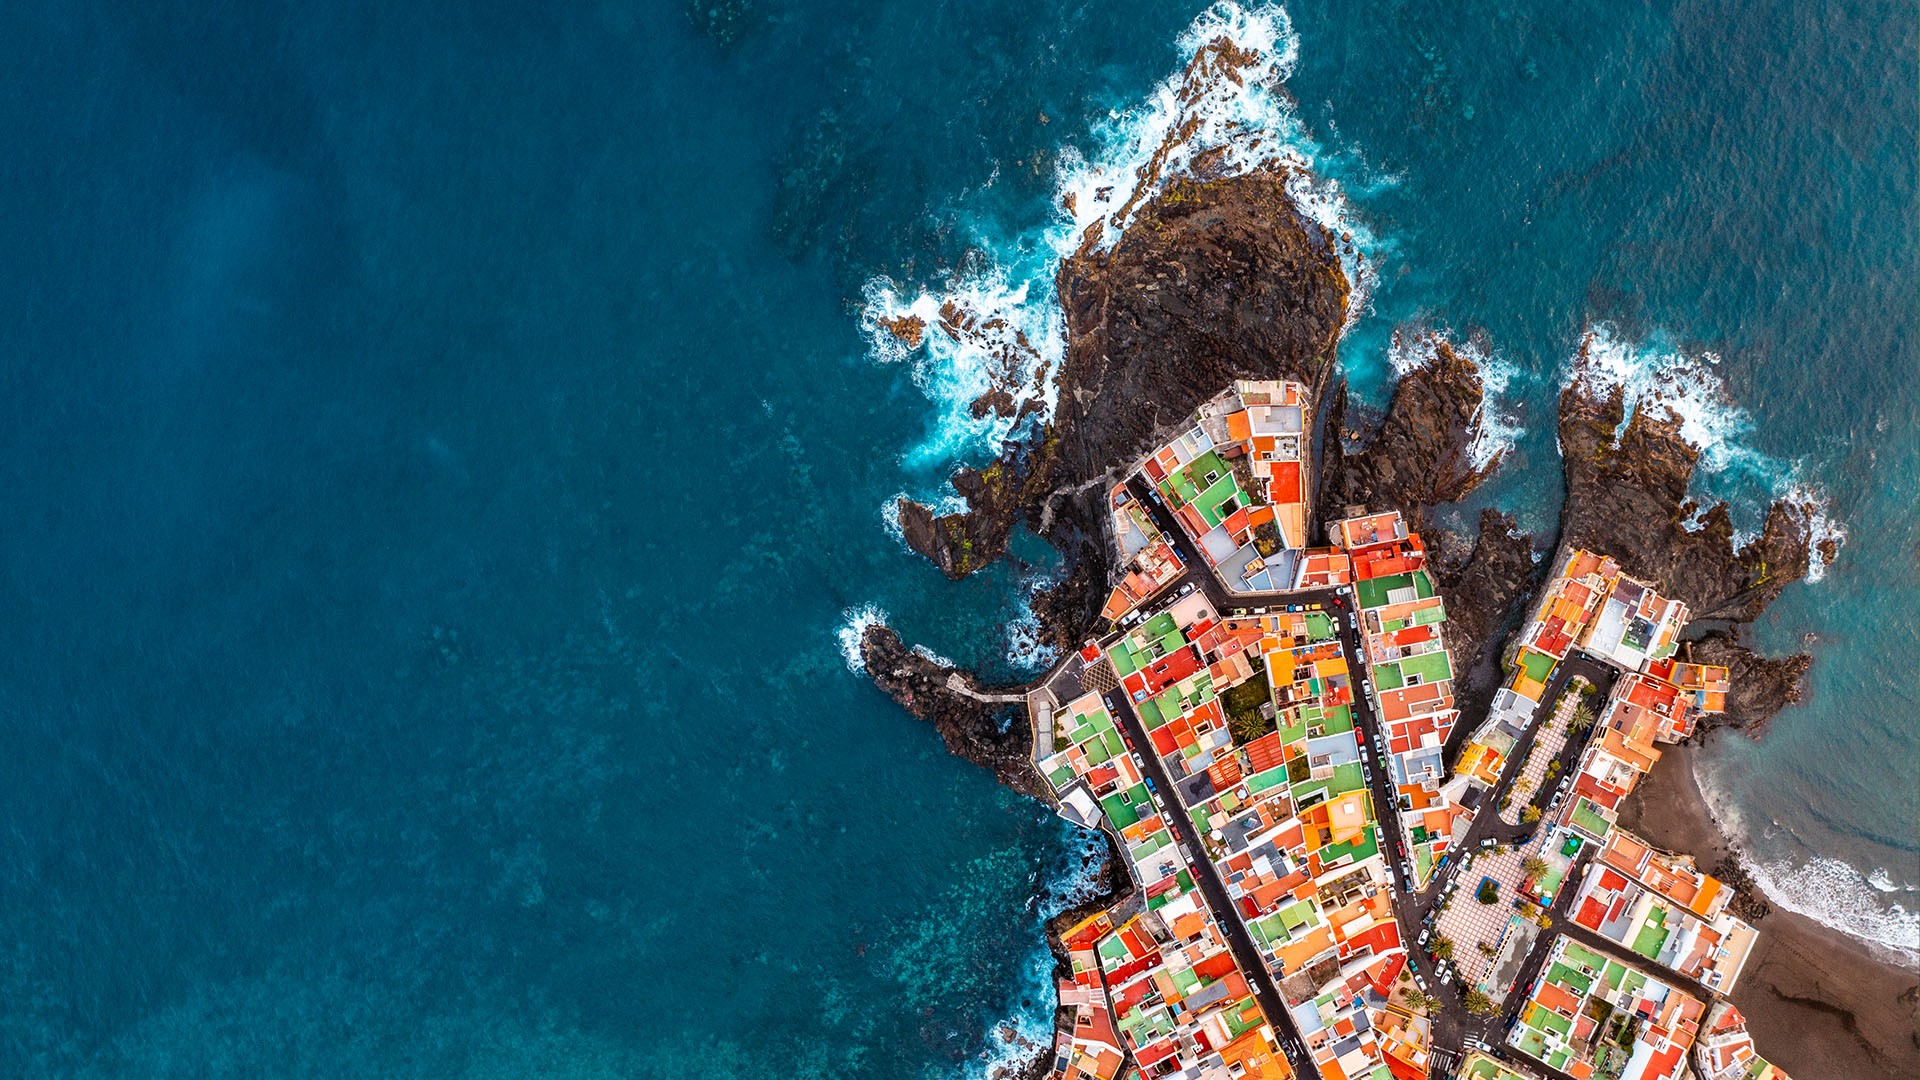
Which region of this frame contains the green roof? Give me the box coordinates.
[1519,648,1557,684]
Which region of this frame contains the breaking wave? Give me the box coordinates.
[1385,331,1526,472]
[879,489,968,554]
[1568,324,1845,579]
[863,2,1378,470]
[835,603,888,674]
[1468,344,1526,473]
[1568,324,1777,478]
[1746,854,1920,968]
[1783,481,1846,583]
[1005,582,1061,676]
[1697,768,1920,968]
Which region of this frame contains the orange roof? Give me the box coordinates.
[1226,410,1253,442]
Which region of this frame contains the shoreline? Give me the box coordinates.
[1616,739,1920,1079]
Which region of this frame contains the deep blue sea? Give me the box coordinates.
[0,2,1913,1076]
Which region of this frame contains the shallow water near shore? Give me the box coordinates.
[0,1,1912,1077]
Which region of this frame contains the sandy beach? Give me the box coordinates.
[1616,740,1920,1079]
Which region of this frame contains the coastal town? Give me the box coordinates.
[1028,383,1789,1080]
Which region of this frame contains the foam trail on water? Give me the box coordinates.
[835,604,888,674]
[864,2,1377,470]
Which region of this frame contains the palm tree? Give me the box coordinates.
[1431,936,1455,962]
[1521,855,1549,881]
[1463,989,1496,1015]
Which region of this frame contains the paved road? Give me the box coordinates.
[1404,653,1624,1057]
[1101,687,1320,1077]
[1109,476,1647,1069]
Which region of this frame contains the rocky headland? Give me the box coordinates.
[895,169,1349,621]
[861,154,1856,1078]
[1556,356,1822,730]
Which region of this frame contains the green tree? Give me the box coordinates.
[1477,879,1499,904]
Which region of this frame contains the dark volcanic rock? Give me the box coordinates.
[1683,630,1813,734]
[1319,334,1504,524]
[1431,508,1541,718]
[1557,376,1814,622]
[1048,171,1349,486]
[895,170,1350,590]
[858,625,1044,800]
[1316,333,1538,717]
[894,457,1037,580]
[1553,345,1820,727]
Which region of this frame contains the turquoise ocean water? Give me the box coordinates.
[0,2,1912,1077]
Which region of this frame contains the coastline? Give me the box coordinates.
[1617,739,1920,1079]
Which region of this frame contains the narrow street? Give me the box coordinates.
[1101,688,1321,1076]
[1104,476,1637,1073]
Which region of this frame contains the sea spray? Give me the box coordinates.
[864,2,1380,471]
[1569,324,1776,479]
[835,603,889,674]
[1384,329,1527,472]
[1568,324,1845,575]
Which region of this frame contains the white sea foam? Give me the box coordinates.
[1384,330,1525,472]
[879,489,969,553]
[1744,854,1920,967]
[1783,480,1847,583]
[835,603,888,674]
[1869,868,1907,894]
[1567,324,1848,578]
[1005,581,1062,675]
[861,269,1065,469]
[911,644,958,668]
[864,2,1376,470]
[1568,324,1776,479]
[1696,766,1920,967]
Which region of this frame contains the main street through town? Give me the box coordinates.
[1101,687,1320,1078]
[1104,476,1635,1070]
